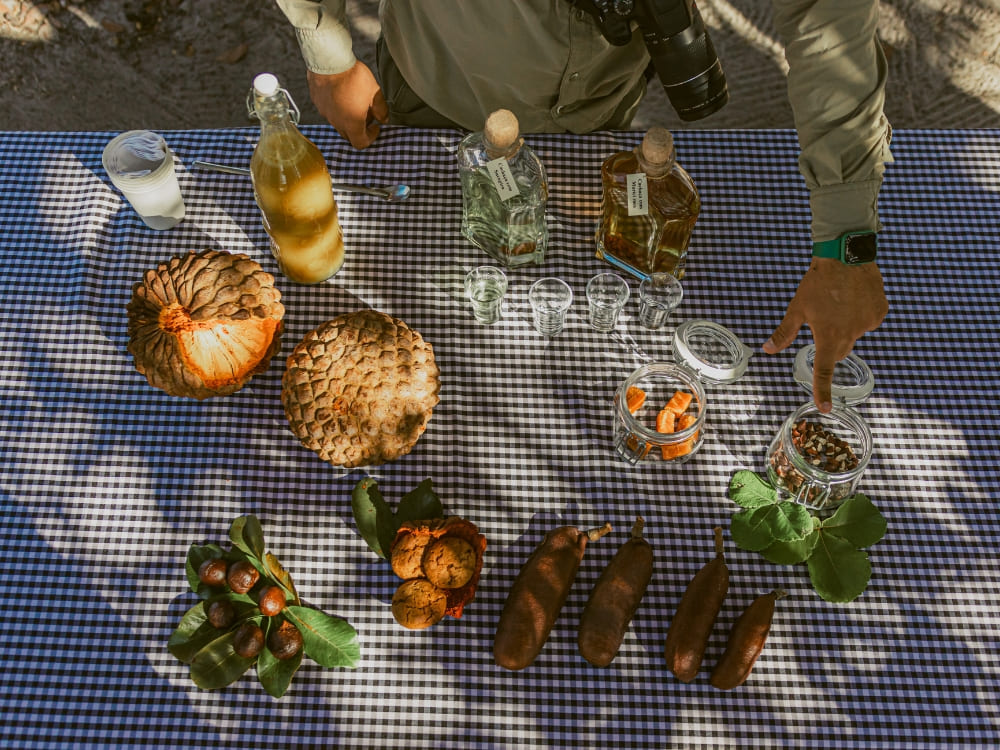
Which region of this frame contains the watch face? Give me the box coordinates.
[843,233,877,264]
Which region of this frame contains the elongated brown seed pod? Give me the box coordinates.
[578,517,654,667]
[710,589,786,690]
[664,526,729,682]
[494,523,612,671]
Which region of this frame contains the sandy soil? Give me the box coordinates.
[2,0,999,133]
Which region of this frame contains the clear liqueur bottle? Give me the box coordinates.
[248,72,345,284]
[457,109,548,266]
[596,127,700,279]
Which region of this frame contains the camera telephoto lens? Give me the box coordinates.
[643,0,729,121]
[574,0,729,121]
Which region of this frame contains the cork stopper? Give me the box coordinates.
[484,109,521,156]
[640,127,675,166]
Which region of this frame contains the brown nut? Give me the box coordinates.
[197,558,228,587]
[422,537,477,589]
[227,560,260,594]
[258,585,287,616]
[268,620,304,660]
[233,622,265,659]
[390,533,434,580]
[206,599,236,630]
[391,578,447,630]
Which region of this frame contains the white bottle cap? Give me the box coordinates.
[253,73,280,97]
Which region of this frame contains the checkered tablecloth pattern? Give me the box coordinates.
[1,126,998,748]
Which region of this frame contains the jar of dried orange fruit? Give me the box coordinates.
[613,320,751,465]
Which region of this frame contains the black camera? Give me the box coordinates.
[575,0,728,121]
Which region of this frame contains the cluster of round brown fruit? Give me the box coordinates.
[388,517,487,629]
[198,557,303,660]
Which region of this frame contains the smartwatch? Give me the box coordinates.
[812,231,878,265]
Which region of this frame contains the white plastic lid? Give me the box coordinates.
[672,320,752,384]
[793,345,874,406]
[253,73,280,97]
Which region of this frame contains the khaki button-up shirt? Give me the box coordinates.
[276,0,892,241]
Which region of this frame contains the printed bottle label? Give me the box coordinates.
[487,157,520,201]
[627,173,648,216]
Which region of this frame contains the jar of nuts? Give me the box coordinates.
[767,347,875,512]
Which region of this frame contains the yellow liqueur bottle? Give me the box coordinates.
[596,127,700,279]
[248,73,345,284]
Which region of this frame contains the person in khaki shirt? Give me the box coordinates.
[276,0,891,412]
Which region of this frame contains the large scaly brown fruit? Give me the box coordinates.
[282,310,440,468]
[126,249,284,399]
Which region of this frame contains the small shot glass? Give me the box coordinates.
[464,265,508,324]
[586,272,630,332]
[528,277,573,337]
[637,273,683,330]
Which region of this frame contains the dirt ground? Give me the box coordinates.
[2,0,999,133]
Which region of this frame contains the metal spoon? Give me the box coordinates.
[192,160,411,202]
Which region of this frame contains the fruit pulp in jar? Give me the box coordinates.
[596,151,699,279]
[251,130,344,284]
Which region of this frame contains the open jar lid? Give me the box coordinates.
[793,344,874,406]
[672,319,752,385]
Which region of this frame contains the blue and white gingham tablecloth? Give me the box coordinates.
[0,125,998,748]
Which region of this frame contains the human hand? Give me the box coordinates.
[763,258,887,412]
[306,62,388,149]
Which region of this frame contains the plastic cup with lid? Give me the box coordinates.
[102,130,185,230]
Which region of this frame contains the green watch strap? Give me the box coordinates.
[811,236,843,260]
[812,231,878,264]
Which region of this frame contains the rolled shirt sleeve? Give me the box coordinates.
[275,0,357,75]
[773,0,893,241]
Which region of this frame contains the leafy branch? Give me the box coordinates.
[169,515,360,698]
[728,470,887,603]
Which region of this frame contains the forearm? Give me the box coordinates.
[772,0,893,241]
[274,0,357,74]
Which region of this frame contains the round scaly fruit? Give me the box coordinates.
[282,310,440,468]
[126,249,284,399]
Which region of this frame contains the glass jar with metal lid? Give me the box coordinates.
[613,319,752,464]
[766,346,875,512]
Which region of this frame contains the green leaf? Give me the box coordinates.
[807,531,872,603]
[729,470,778,509]
[284,605,360,669]
[731,501,812,551]
[168,601,220,664]
[189,632,255,690]
[265,552,299,602]
[396,478,444,524]
[730,507,776,551]
[351,478,397,559]
[230,515,266,562]
[819,494,887,549]
[257,645,302,699]
[185,543,226,595]
[759,528,820,565]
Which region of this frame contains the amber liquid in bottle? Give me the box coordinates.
[596,132,699,279]
[250,75,344,284]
